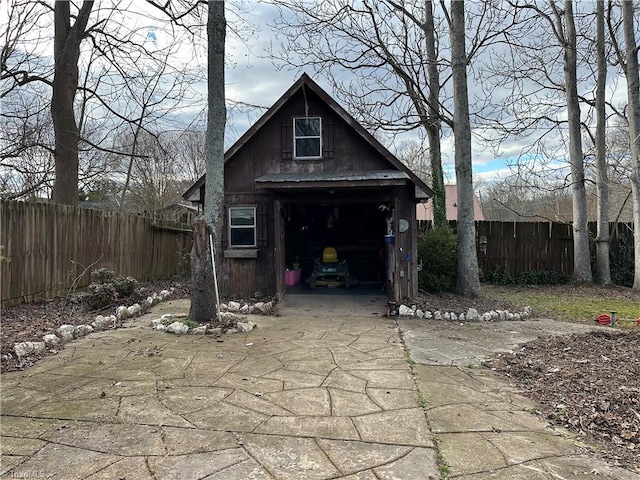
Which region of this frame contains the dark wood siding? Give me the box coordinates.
[221,85,421,299]
[225,88,393,196]
[219,193,276,296]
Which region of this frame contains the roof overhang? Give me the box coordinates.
[183,174,204,203]
[255,170,410,191]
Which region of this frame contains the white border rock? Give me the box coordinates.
[395,303,533,322]
[15,287,177,358]
[166,322,189,334]
[14,342,46,358]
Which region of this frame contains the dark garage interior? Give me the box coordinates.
[283,201,389,292]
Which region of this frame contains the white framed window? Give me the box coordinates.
[293,117,322,159]
[228,206,256,247]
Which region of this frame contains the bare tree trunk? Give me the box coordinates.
[563,0,593,282]
[190,219,215,322]
[425,0,447,228]
[621,0,640,291]
[450,0,481,297]
[190,0,226,323]
[205,0,226,233]
[594,0,611,284]
[50,1,93,206]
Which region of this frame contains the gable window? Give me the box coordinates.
[229,206,256,247]
[293,117,322,158]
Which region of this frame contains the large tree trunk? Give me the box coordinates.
[563,0,593,282]
[450,1,481,297]
[190,0,226,323]
[205,0,226,230]
[50,1,93,206]
[594,0,611,284]
[425,0,447,228]
[189,219,215,322]
[621,1,640,291]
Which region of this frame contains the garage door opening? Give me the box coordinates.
[283,202,388,292]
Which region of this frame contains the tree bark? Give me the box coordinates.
[621,0,640,291]
[594,0,611,284]
[190,0,226,323]
[450,0,481,297]
[425,0,447,228]
[189,219,215,322]
[50,1,93,206]
[563,0,593,282]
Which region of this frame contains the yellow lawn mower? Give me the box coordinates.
[307,247,355,289]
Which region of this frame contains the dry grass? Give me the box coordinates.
[482,283,640,326]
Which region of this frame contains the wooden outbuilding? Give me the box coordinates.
[183,74,433,301]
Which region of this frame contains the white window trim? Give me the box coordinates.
[228,206,257,247]
[293,116,322,159]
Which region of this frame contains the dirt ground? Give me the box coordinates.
[1,282,638,471]
[0,280,191,372]
[486,330,640,471]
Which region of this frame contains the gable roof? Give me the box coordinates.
[416,185,485,221]
[183,73,433,202]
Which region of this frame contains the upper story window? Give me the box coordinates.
[293,117,322,159]
[229,206,256,247]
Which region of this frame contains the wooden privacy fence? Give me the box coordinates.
[1,200,193,305]
[475,221,574,277]
[418,220,634,279]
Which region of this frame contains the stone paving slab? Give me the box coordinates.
[84,457,156,480]
[399,317,609,368]
[402,317,640,479]
[353,409,434,447]
[328,388,381,416]
[4,296,637,479]
[373,447,440,480]
[1,295,440,480]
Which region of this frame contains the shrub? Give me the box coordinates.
[91,268,114,284]
[484,266,567,286]
[112,276,139,297]
[418,227,457,292]
[85,282,117,310]
[86,269,141,309]
[515,270,567,285]
[485,265,513,285]
[611,232,634,287]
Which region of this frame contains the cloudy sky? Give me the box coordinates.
[142,1,632,186]
[3,1,632,188]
